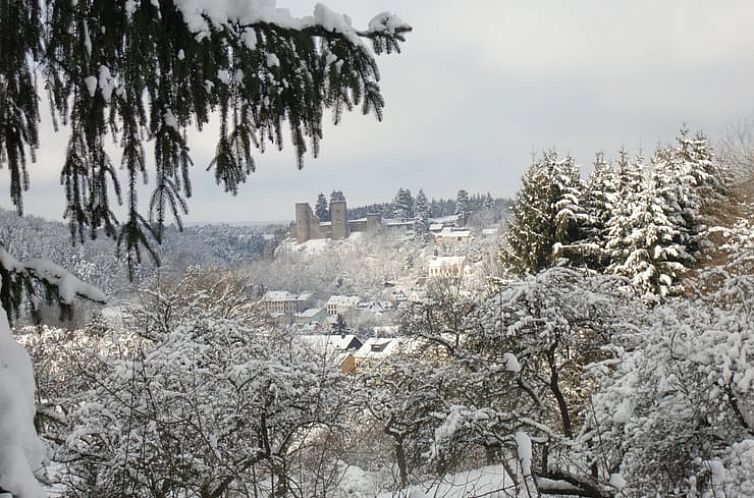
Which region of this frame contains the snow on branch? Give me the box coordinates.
[0,247,106,310]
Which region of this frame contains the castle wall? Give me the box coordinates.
[296,197,383,243]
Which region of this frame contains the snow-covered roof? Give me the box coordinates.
[383,219,416,227]
[373,325,400,335]
[327,295,361,307]
[354,337,421,360]
[437,227,471,238]
[262,290,298,302]
[429,256,466,269]
[295,307,323,319]
[296,292,312,301]
[429,223,444,231]
[428,214,461,224]
[297,334,362,353]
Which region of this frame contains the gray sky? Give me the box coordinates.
[5,0,754,223]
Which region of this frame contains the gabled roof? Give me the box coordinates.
[295,307,323,319]
[297,334,362,353]
[436,227,471,238]
[428,256,466,269]
[327,295,361,307]
[353,337,422,360]
[262,290,298,302]
[428,214,461,224]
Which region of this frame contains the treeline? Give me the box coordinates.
[347,189,496,220]
[0,208,285,322]
[305,189,509,223]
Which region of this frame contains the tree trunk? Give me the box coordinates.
[395,439,409,489]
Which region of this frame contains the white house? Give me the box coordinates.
[261,290,308,315]
[433,226,472,247]
[428,256,466,278]
[326,295,361,316]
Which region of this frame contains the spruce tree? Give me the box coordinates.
[669,127,729,257]
[0,1,410,318]
[333,313,348,335]
[503,150,588,274]
[315,192,330,222]
[580,151,614,270]
[607,156,692,300]
[455,189,469,219]
[414,189,430,233]
[604,149,643,270]
[484,192,495,210]
[392,188,414,221]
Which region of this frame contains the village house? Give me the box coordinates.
[326,295,361,316]
[347,337,424,370]
[261,291,310,315]
[433,226,472,248]
[428,256,466,278]
[296,334,363,373]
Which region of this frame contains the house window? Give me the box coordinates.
[370,342,388,353]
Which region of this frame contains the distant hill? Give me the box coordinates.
[0,208,287,297]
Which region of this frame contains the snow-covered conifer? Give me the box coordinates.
[455,189,470,219]
[607,152,693,300]
[503,150,589,274]
[580,152,614,270]
[315,192,330,222]
[414,189,430,234]
[392,188,415,221]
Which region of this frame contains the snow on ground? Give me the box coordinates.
[281,232,367,256]
[374,465,510,498]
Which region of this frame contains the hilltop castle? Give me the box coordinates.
[294,197,415,243]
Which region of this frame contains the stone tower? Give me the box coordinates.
[295,203,314,243]
[366,213,381,232]
[330,200,349,240]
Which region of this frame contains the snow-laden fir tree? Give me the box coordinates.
[392,188,414,221]
[603,150,643,273]
[667,127,730,257]
[606,152,693,300]
[503,150,589,274]
[580,152,616,270]
[315,192,330,222]
[455,189,470,219]
[414,188,430,234]
[484,192,495,210]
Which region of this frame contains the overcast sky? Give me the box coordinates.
[5,0,754,223]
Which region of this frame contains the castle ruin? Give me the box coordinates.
[294,196,401,243]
